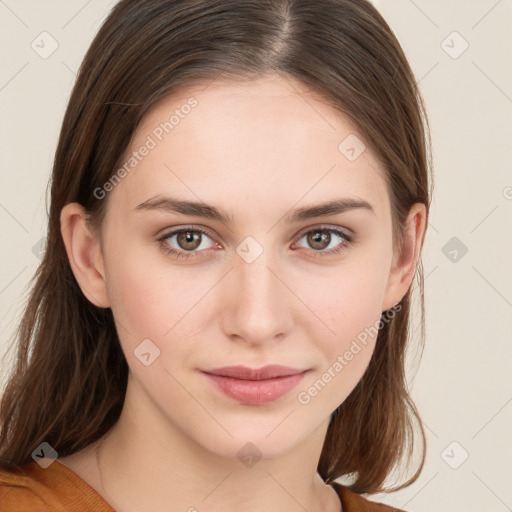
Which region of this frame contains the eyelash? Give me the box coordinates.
[156,225,355,261]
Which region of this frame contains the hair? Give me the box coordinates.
[0,0,433,494]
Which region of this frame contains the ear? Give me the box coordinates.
[60,202,110,308]
[382,203,427,312]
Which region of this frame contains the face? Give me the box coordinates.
[90,73,403,459]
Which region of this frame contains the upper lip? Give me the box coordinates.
[202,365,307,380]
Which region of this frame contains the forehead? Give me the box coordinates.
[108,74,390,221]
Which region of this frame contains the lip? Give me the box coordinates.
[201,365,308,405]
[204,365,306,380]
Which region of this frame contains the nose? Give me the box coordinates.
[220,246,294,346]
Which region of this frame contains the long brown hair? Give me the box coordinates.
[0,0,433,493]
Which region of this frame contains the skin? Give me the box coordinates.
[59,72,426,512]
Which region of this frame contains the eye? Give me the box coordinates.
[293,226,354,257]
[157,226,218,260]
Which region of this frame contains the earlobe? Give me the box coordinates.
[382,203,427,312]
[60,203,110,308]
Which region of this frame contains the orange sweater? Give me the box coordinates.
[0,460,404,511]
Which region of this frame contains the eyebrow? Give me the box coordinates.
[134,195,375,224]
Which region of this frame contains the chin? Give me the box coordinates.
[192,418,309,463]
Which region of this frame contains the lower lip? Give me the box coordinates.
[202,371,307,405]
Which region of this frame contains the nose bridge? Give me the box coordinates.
[223,235,292,343]
[236,235,281,310]
[238,240,276,299]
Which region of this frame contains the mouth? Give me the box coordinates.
[201,365,308,405]
[203,365,306,380]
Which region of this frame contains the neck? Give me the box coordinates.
[91,382,342,512]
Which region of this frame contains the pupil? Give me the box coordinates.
[179,231,200,250]
[310,230,329,249]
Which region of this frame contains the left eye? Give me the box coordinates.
[293,227,353,255]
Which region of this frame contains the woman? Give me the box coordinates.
[0,0,433,510]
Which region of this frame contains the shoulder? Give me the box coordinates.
[0,460,114,511]
[331,482,407,512]
[0,462,50,511]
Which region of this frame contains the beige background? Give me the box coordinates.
[1,1,511,510]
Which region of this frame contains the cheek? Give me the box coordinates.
[104,257,165,338]
[101,240,185,345]
[102,241,218,370]
[295,249,392,404]
[305,247,391,340]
